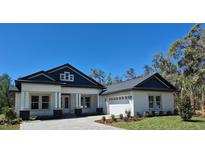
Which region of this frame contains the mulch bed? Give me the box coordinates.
[95,117,144,125]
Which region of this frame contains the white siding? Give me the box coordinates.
[132,91,174,115]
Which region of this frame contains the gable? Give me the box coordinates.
[134,75,173,90]
[47,65,102,87]
[28,73,55,82]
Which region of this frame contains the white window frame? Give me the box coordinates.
[30,94,50,110]
[60,71,74,82]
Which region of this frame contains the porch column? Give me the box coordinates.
[54,92,58,109]
[24,92,29,109]
[58,92,61,109]
[97,95,100,108]
[21,91,25,110]
[76,93,79,108]
[78,93,81,108]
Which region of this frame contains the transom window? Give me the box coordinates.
[108,95,132,101]
[60,71,74,82]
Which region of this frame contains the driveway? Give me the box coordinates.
[20,115,122,130]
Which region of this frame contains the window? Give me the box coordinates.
[31,96,39,109]
[42,96,49,109]
[85,97,91,108]
[148,96,154,108]
[156,96,161,108]
[60,72,75,82]
[81,96,91,108]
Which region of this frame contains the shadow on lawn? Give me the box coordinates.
[186,119,204,123]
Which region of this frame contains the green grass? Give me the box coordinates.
[0,114,19,130]
[0,124,19,130]
[111,116,205,130]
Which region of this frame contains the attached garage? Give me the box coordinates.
[107,96,134,116]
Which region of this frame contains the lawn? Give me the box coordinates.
[111,116,205,130]
[0,114,19,130]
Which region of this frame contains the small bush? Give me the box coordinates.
[136,112,142,117]
[125,110,131,118]
[111,114,116,121]
[119,114,124,120]
[143,111,149,117]
[3,107,17,121]
[174,108,178,115]
[124,117,128,122]
[10,117,22,125]
[166,111,172,115]
[102,116,106,121]
[29,115,37,121]
[159,111,164,116]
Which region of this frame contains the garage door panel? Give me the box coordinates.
[109,101,132,115]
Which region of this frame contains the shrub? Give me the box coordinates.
[124,117,128,122]
[159,111,164,116]
[111,114,116,121]
[10,117,22,125]
[125,110,131,118]
[136,112,142,117]
[119,114,124,120]
[29,115,37,121]
[102,116,106,121]
[178,96,193,121]
[3,107,17,121]
[166,111,172,115]
[143,111,149,117]
[174,108,178,115]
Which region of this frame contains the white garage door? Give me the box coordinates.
[108,100,132,115]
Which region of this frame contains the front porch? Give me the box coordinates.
[19,91,103,120]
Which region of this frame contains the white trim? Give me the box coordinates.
[47,65,99,86]
[28,73,56,81]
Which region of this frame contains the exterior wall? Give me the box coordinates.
[102,90,174,116]
[132,90,174,115]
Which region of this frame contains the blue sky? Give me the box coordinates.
[0,23,197,81]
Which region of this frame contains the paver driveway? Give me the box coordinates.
[20,115,122,130]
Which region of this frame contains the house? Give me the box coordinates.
[9,64,176,119]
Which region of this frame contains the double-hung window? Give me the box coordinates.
[31,96,39,109]
[148,96,154,108]
[42,96,49,109]
[81,96,91,108]
[148,96,161,109]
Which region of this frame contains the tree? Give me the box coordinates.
[90,68,106,85]
[0,74,14,110]
[113,76,122,84]
[105,73,112,85]
[143,65,154,76]
[152,52,178,86]
[124,68,136,80]
[169,24,205,112]
[178,76,193,121]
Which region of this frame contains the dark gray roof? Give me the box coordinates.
[9,85,19,92]
[102,73,176,95]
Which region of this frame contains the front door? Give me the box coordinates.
[62,95,71,112]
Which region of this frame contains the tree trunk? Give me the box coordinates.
[190,93,196,113]
[201,92,205,117]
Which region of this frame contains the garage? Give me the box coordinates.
[107,96,134,116]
